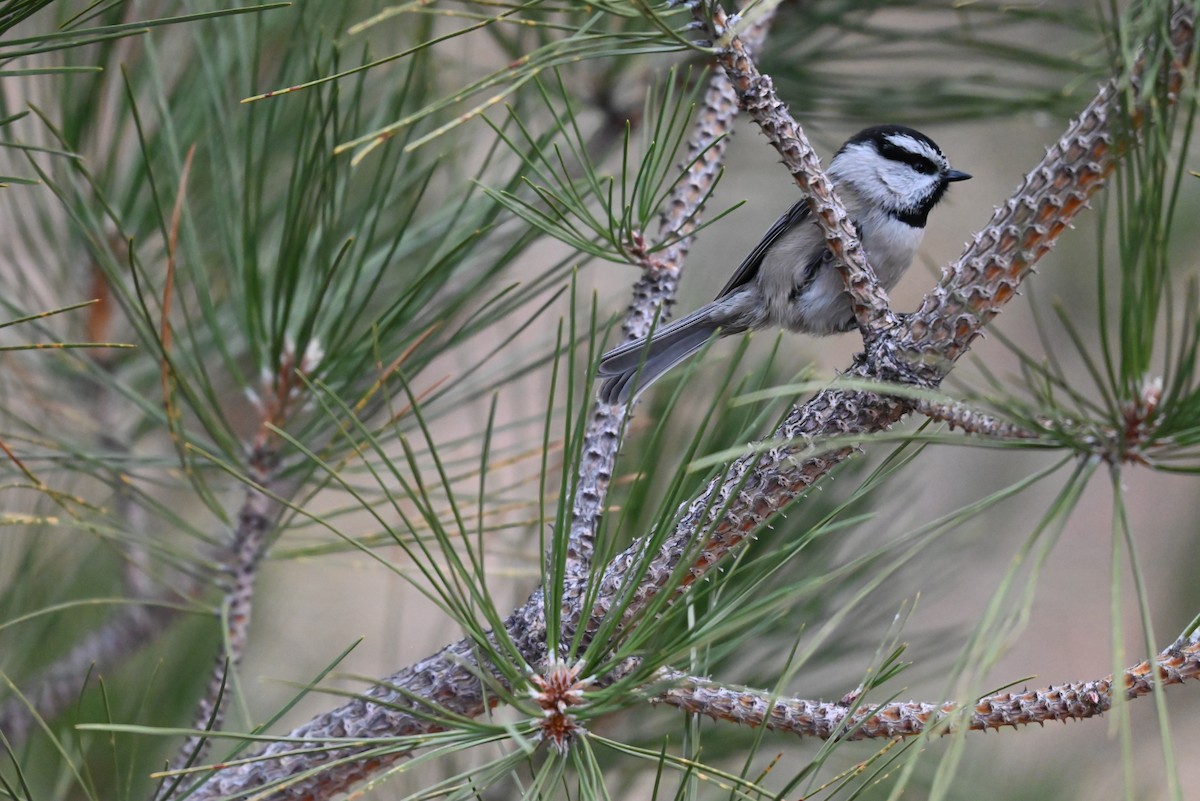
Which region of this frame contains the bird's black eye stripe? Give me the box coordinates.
[878,140,938,174]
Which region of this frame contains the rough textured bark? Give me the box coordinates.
[162,445,278,784]
[653,627,1200,737]
[565,11,773,577]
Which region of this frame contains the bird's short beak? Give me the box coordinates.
[944,169,972,182]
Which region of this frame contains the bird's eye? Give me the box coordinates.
[902,154,938,175]
[879,141,938,175]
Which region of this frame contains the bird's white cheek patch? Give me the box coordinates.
[875,169,910,203]
[882,170,936,206]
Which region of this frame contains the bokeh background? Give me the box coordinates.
[2,1,1198,799]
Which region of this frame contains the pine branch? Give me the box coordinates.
[162,340,336,794]
[651,625,1200,737]
[161,444,278,787]
[563,73,732,574]
[565,8,774,576]
[183,591,550,800]
[184,12,780,799]
[181,5,1195,800]
[914,399,1040,439]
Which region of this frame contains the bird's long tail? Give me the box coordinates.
[597,304,723,405]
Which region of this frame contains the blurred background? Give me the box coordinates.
[2,1,1198,799]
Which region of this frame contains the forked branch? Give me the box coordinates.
[565,8,774,577]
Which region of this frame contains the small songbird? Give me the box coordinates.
[597,124,970,404]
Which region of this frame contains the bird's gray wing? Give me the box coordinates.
[714,199,811,299]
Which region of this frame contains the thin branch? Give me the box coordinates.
[652,626,1200,738]
[914,399,1040,439]
[161,445,278,784]
[565,7,773,577]
[162,341,335,792]
[184,593,549,801]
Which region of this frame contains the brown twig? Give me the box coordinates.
[162,337,328,790]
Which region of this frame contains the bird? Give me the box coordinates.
[596,124,970,405]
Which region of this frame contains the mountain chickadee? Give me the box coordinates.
[597,124,970,404]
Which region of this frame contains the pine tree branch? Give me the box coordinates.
[184,591,551,801]
[182,5,1195,800]
[162,339,331,786]
[651,625,1200,737]
[185,13,780,799]
[565,7,774,577]
[564,70,734,576]
[914,399,1040,439]
[161,444,278,787]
